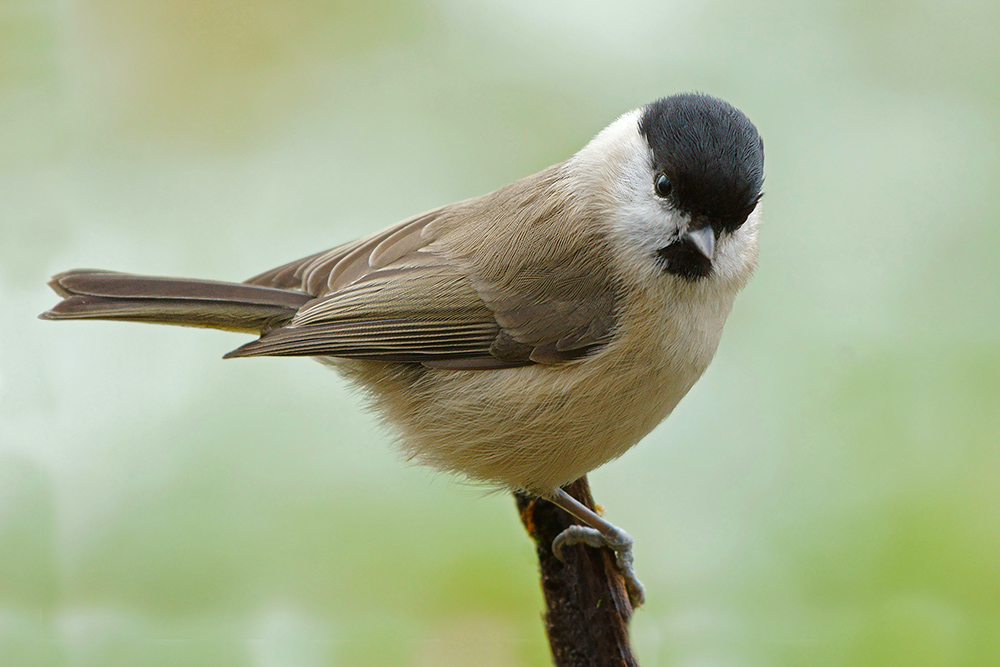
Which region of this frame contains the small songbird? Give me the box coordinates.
[42,93,765,604]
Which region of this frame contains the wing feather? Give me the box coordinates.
[235,167,621,368]
[244,210,441,294]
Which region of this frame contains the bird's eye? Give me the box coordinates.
[654,173,672,198]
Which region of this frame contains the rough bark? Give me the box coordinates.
[515,477,639,667]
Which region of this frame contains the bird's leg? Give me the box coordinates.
[548,488,646,606]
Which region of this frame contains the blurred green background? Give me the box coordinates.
[2,0,999,665]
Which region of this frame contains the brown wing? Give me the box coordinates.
[228,255,515,365]
[233,167,621,368]
[244,209,442,295]
[425,167,622,366]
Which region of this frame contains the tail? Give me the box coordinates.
[40,269,314,334]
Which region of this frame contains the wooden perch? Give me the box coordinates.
[515,477,640,667]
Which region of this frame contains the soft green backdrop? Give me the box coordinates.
[2,1,998,665]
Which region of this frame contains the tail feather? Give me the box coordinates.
[41,270,314,334]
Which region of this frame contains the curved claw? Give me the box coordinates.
[552,525,606,562]
[551,524,646,606]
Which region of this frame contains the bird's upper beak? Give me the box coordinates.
[681,225,715,261]
[655,221,717,280]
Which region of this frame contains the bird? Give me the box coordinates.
[41,92,765,604]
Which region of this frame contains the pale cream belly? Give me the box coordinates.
[331,301,724,494]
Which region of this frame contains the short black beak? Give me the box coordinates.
[681,226,715,261]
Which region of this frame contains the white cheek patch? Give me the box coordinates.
[567,110,686,269]
[610,196,684,259]
[605,145,688,276]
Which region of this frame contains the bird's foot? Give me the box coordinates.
[552,523,646,606]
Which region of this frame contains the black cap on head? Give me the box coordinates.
[639,94,764,232]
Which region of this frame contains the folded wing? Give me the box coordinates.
[236,170,621,368]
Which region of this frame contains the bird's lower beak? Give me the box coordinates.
[681,226,715,261]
